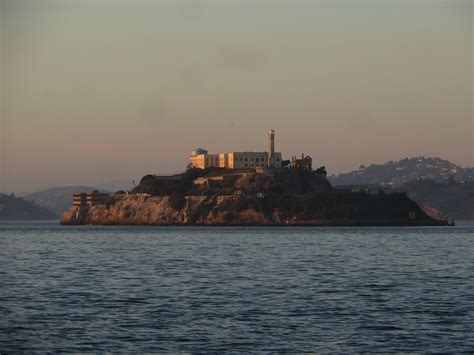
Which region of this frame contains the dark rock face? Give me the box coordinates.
[60,192,446,227]
[399,179,474,220]
[234,170,332,195]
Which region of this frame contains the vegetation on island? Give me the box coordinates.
[132,167,333,198]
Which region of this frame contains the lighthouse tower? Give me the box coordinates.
[268,129,275,167]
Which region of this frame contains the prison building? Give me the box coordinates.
[188,130,282,170]
[188,149,220,169]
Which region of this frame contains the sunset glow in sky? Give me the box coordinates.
[0,0,472,193]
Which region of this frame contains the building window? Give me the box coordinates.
[276,158,280,162]
[245,158,248,161]
[245,164,248,167]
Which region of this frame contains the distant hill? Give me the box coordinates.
[23,186,111,215]
[329,157,473,187]
[398,179,474,220]
[0,193,57,220]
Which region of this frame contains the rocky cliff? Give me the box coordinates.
[60,191,446,226]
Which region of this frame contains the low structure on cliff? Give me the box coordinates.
[73,191,111,207]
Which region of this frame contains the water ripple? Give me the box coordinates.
[0,221,473,352]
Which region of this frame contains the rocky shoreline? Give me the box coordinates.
[60,193,448,227]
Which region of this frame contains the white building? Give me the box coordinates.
[188,130,282,169]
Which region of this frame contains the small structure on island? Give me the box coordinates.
[73,191,111,207]
[114,190,127,200]
[291,154,312,171]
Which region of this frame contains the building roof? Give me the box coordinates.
[191,148,208,156]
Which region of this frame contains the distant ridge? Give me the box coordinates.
[24,186,111,215]
[329,157,474,220]
[0,193,57,220]
[329,157,473,187]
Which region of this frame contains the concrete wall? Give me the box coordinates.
[189,151,282,169]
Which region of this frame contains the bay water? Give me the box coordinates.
[1,221,473,352]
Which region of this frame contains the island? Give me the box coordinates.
[60,168,447,226]
[60,130,449,226]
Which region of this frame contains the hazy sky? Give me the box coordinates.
[0,0,472,193]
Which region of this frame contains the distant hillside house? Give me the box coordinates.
[189,130,282,170]
[334,184,392,195]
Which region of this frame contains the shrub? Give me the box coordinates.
[169,193,186,210]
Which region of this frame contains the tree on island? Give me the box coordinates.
[314,166,327,176]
